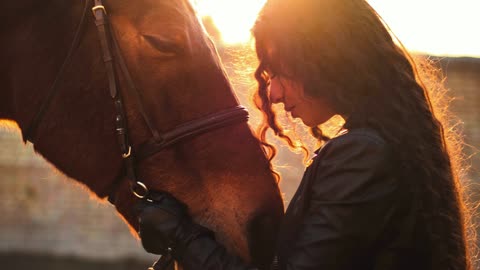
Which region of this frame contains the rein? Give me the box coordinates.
[22,0,249,239]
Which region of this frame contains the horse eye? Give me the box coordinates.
[142,34,183,55]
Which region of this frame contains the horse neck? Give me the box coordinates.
[0,2,37,119]
[1,1,122,196]
[2,0,84,125]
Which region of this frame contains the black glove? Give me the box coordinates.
[136,191,213,260]
[137,191,258,270]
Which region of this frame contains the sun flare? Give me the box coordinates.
[194,0,267,44]
[194,0,479,57]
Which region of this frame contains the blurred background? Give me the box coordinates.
[1,0,479,269]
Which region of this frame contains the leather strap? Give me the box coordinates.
[92,0,146,200]
[136,106,249,160]
[93,0,131,155]
[107,105,249,204]
[109,24,162,142]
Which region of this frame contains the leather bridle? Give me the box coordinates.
[22,0,249,204]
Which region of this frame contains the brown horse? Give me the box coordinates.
[0,0,284,268]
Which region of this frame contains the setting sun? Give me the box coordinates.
[194,0,480,57]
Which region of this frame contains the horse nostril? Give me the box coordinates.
[247,213,281,270]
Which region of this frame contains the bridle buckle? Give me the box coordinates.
[92,5,107,16]
[122,146,132,158]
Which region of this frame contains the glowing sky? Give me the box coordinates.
[195,0,267,44]
[368,0,480,57]
[194,0,480,57]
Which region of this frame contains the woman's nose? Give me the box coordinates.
[269,78,284,104]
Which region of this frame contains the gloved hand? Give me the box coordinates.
[136,191,214,260]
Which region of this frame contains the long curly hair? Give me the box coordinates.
[252,0,475,269]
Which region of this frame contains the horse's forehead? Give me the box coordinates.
[115,0,197,22]
[114,0,202,41]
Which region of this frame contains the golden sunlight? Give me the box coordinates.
[194,0,479,57]
[194,0,266,44]
[368,0,480,57]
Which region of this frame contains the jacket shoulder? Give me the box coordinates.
[317,128,389,161]
[333,128,387,146]
[310,128,396,202]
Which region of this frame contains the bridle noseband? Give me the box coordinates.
[23,0,249,203]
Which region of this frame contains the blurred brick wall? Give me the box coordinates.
[0,129,156,262]
[439,57,480,181]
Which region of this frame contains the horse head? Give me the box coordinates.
[1,0,284,268]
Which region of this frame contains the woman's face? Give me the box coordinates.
[269,75,336,127]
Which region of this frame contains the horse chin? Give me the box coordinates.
[194,211,279,270]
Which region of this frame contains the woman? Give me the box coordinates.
[136,0,474,269]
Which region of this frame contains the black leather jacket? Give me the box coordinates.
[180,128,428,270]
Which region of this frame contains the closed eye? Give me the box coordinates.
[141,34,183,56]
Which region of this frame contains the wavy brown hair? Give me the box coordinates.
[252,0,475,269]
